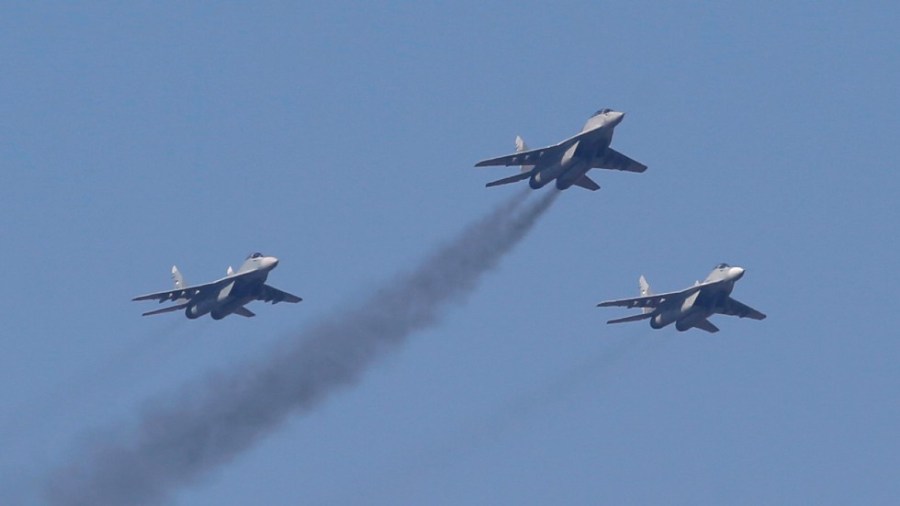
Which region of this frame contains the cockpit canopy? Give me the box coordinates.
[247,252,265,259]
[593,108,613,116]
[715,263,731,269]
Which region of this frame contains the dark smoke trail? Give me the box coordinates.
[45,189,558,506]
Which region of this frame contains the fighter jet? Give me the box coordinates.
[133,252,302,319]
[475,109,647,191]
[597,264,766,333]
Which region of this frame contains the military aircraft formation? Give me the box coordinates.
[134,108,764,331]
[475,108,765,333]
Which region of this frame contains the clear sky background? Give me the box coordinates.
[2,2,898,504]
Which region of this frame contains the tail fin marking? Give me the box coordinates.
[515,135,535,174]
[172,266,185,290]
[639,275,653,314]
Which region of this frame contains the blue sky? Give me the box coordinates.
[2,2,898,504]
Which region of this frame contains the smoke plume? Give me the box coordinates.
[46,189,558,505]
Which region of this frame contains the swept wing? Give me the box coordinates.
[475,145,561,167]
[133,283,216,303]
[132,270,256,303]
[597,283,713,310]
[475,129,601,167]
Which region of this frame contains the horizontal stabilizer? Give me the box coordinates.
[573,175,600,191]
[142,303,188,317]
[486,171,531,188]
[233,306,256,318]
[693,318,720,333]
[607,312,654,325]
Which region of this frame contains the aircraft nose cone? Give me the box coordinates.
[265,257,279,269]
[611,111,625,125]
[729,266,745,280]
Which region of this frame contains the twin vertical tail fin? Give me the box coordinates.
[172,266,185,290]
[639,275,653,314]
[171,266,190,304]
[603,276,658,325]
[515,135,534,174]
[484,136,535,188]
[515,135,527,151]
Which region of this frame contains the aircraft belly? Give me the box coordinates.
[651,309,681,329]
[577,135,612,160]
[210,294,256,320]
[187,298,216,319]
[555,161,591,190]
[696,285,733,309]
[675,308,711,331]
[530,164,564,188]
